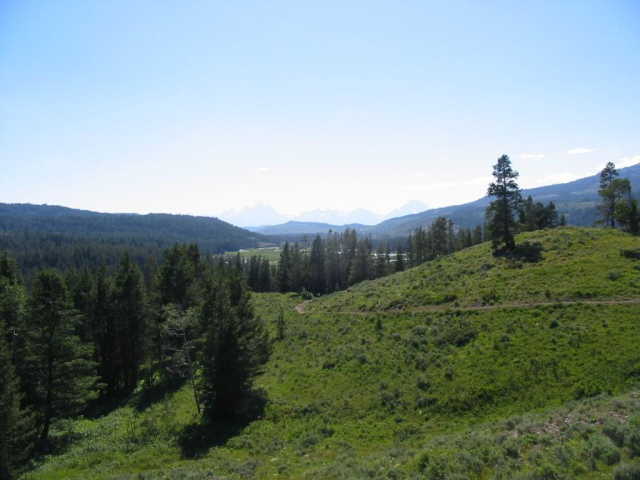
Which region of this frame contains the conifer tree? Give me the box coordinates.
[0,312,20,480]
[276,243,291,293]
[308,235,326,294]
[258,258,272,292]
[92,267,116,395]
[348,238,372,284]
[112,254,145,393]
[24,270,98,448]
[198,279,270,420]
[486,154,520,251]
[395,246,405,272]
[598,162,619,227]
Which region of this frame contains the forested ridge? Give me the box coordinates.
[0,203,268,253]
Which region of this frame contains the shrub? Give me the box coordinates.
[603,420,627,447]
[608,271,622,281]
[628,431,640,457]
[587,433,621,466]
[621,249,640,260]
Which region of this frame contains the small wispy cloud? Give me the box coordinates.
[256,167,271,174]
[616,155,640,169]
[567,147,594,155]
[519,153,545,160]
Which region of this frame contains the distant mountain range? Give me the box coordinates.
[252,163,640,237]
[3,164,638,247]
[219,200,429,228]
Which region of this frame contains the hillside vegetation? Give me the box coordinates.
[22,228,640,479]
[0,203,268,253]
[307,228,640,312]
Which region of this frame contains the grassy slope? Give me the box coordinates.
[23,228,640,480]
[307,228,640,312]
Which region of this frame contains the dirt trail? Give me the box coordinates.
[294,297,640,315]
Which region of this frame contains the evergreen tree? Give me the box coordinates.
[308,235,326,294]
[112,254,145,393]
[24,270,98,448]
[395,246,405,272]
[325,233,342,292]
[0,312,20,480]
[431,217,449,257]
[348,238,372,285]
[276,243,291,293]
[598,162,619,227]
[198,280,270,420]
[157,245,198,307]
[258,258,272,292]
[612,179,639,235]
[92,267,117,395]
[374,245,387,278]
[486,154,520,251]
[0,254,34,478]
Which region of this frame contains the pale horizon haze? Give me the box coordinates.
[2,1,639,218]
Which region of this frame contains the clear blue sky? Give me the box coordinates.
[2,1,639,216]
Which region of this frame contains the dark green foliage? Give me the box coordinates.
[198,279,270,420]
[597,162,639,235]
[112,255,146,393]
[518,196,559,231]
[599,161,620,228]
[23,270,98,447]
[157,244,200,308]
[0,311,20,480]
[308,235,326,294]
[0,203,266,254]
[486,154,520,251]
[276,242,291,293]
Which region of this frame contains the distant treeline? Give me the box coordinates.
[235,198,563,295]
[0,203,266,255]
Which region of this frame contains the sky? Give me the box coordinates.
[2,1,639,217]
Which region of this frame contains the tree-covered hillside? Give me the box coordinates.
[0,203,269,260]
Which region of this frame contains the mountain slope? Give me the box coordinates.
[249,220,371,235]
[22,228,640,479]
[372,163,640,236]
[0,203,269,253]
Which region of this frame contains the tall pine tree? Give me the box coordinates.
[486,154,520,251]
[24,270,98,448]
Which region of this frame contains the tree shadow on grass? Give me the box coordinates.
[494,241,544,263]
[132,375,186,413]
[178,389,267,459]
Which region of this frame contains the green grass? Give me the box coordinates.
[22,227,640,479]
[225,247,282,264]
[307,227,640,312]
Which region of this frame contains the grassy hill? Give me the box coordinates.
[307,227,640,312]
[22,228,640,479]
